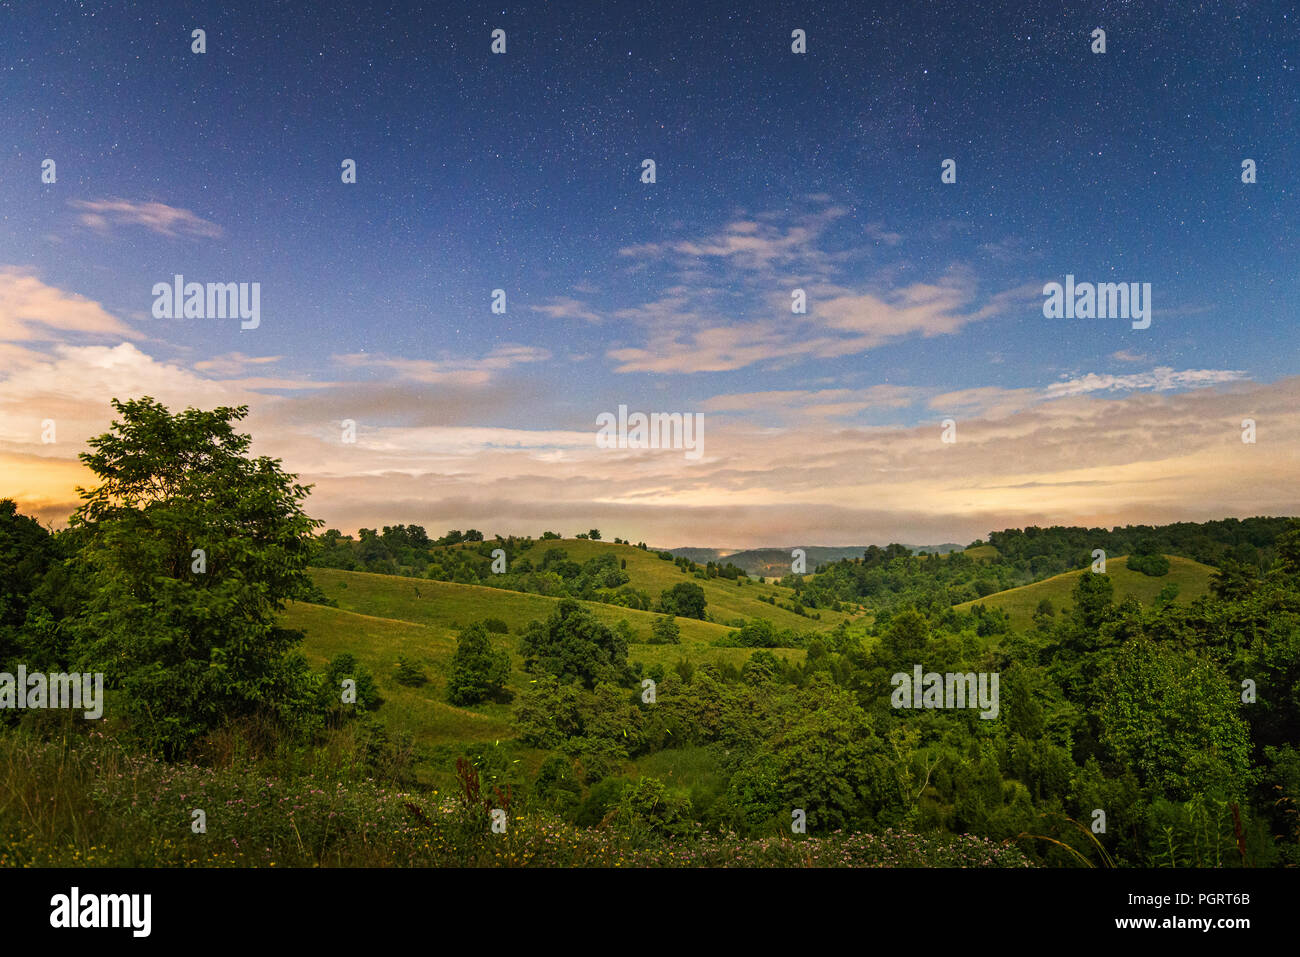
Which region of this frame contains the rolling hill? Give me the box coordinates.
[665,543,964,575]
[422,537,858,630]
[279,566,810,780]
[952,554,1215,629]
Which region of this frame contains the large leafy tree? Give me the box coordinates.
[1097,637,1250,801]
[446,622,510,705]
[658,581,707,620]
[517,598,629,688]
[69,397,322,756]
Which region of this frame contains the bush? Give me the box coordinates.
[658,582,707,620]
[393,655,428,687]
[650,615,681,644]
[1128,552,1170,576]
[320,653,382,715]
[447,623,511,705]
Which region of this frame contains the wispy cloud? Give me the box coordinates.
[530,297,602,324]
[1045,367,1248,398]
[333,344,551,385]
[69,198,222,238]
[193,352,284,376]
[607,278,1034,374]
[618,205,849,277]
[701,385,927,419]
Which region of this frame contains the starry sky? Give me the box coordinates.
[1,0,1297,547]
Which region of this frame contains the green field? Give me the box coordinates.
[281,564,817,778]
[425,537,858,630]
[952,554,1215,629]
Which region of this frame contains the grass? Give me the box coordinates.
[428,538,859,631]
[305,565,739,643]
[280,567,816,780]
[0,727,1030,868]
[281,600,516,747]
[952,554,1215,630]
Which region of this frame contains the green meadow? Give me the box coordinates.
[952,554,1215,629]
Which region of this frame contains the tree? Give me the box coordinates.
[1071,570,1113,633]
[650,614,681,644]
[1210,560,1260,600]
[731,617,777,647]
[517,599,629,688]
[0,499,69,670]
[1098,637,1250,800]
[733,680,897,832]
[394,654,429,687]
[587,529,602,541]
[876,608,929,666]
[1127,551,1170,577]
[68,397,321,757]
[447,623,511,705]
[659,581,707,620]
[319,652,382,715]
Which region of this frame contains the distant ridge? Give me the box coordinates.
[664,543,965,576]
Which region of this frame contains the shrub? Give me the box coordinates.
[393,655,429,687]
[650,615,681,645]
[447,623,511,705]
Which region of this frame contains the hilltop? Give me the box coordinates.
[952,554,1215,629]
[282,565,813,775]
[666,543,964,575]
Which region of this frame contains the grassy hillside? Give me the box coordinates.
[962,544,999,562]
[952,554,1214,629]
[427,537,857,631]
[305,565,738,643]
[282,600,517,747]
[280,567,811,777]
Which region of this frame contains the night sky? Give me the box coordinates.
[1,0,1296,546]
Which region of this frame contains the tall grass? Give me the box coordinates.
[0,726,1030,868]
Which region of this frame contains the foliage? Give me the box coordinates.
[446,623,510,705]
[66,398,321,757]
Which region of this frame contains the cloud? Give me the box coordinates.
[929,386,1041,419]
[193,352,284,376]
[1044,367,1248,399]
[865,223,903,246]
[607,278,1033,374]
[0,268,143,344]
[618,205,849,276]
[1110,349,1147,363]
[7,336,1297,549]
[701,386,927,419]
[268,374,1300,547]
[333,344,551,385]
[604,202,1040,374]
[530,297,602,323]
[69,198,222,238]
